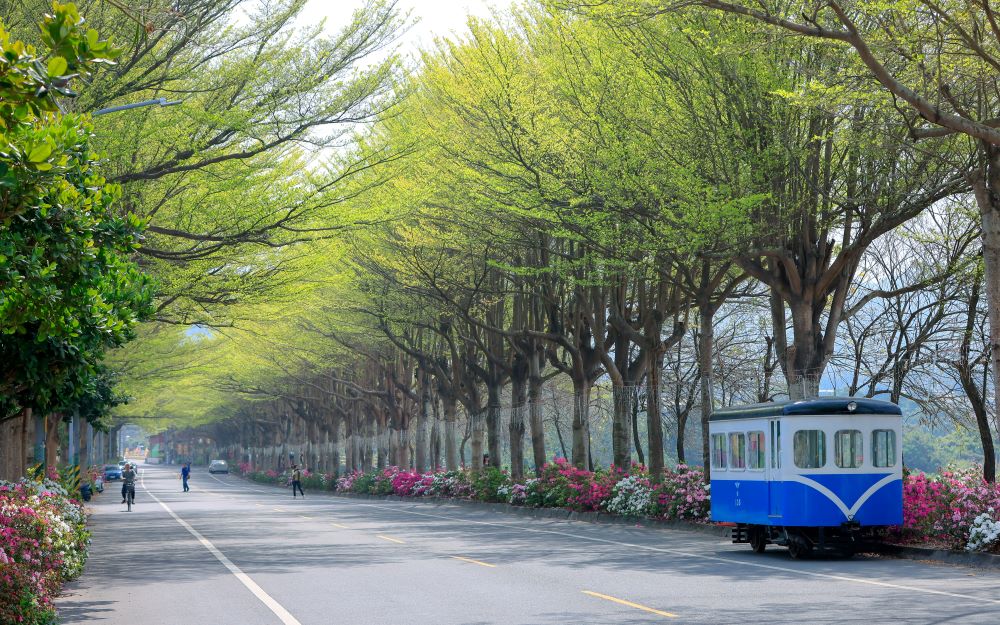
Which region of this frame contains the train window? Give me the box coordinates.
[793,430,826,469]
[834,430,863,468]
[872,429,897,468]
[747,431,765,470]
[770,421,781,469]
[729,432,746,470]
[711,433,727,469]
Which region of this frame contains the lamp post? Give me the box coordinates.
[93,97,181,117]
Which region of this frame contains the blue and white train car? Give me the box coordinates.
[709,398,903,557]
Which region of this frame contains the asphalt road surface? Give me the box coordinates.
[56,465,1000,624]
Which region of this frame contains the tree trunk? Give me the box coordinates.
[647,351,665,481]
[972,398,996,484]
[429,395,441,470]
[442,395,459,471]
[105,425,114,465]
[46,414,62,469]
[971,143,1000,481]
[347,421,355,472]
[509,371,527,481]
[699,304,715,478]
[376,420,387,469]
[632,392,645,466]
[768,278,825,402]
[470,409,484,470]
[0,419,9,480]
[571,377,591,470]
[612,385,634,469]
[0,410,27,480]
[415,380,430,473]
[33,411,45,465]
[527,350,547,475]
[396,427,410,470]
[331,422,341,478]
[486,381,502,468]
[785,299,824,400]
[63,414,74,466]
[78,418,89,471]
[676,409,688,465]
[363,416,374,470]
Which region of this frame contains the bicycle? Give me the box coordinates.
[124,483,135,512]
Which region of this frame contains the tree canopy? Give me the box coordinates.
[3,0,997,482]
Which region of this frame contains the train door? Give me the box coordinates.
[767,419,782,517]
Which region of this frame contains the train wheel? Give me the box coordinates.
[787,536,811,559]
[750,528,767,554]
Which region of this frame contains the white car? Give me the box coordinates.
[208,460,229,474]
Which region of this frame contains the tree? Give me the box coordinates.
[640,0,1000,467]
[2,0,407,326]
[0,3,152,479]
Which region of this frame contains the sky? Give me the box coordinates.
[301,0,510,58]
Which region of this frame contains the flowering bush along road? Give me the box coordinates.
[1,478,90,625]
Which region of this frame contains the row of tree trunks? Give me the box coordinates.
[0,410,128,482]
[0,409,31,481]
[214,376,553,476]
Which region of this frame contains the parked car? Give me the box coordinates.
[104,465,122,481]
[208,460,229,474]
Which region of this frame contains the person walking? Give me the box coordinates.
[291,464,304,498]
[181,462,191,492]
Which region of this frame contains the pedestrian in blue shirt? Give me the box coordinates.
[181,463,191,492]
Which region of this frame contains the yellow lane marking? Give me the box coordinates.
[450,556,496,568]
[299,515,313,520]
[255,504,264,507]
[331,523,349,529]
[376,535,405,544]
[582,591,676,618]
[273,507,286,512]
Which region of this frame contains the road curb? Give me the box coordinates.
[234,475,1000,569]
[868,543,1000,570]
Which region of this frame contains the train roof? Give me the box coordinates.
[709,397,902,422]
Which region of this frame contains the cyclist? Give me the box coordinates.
[121,462,137,505]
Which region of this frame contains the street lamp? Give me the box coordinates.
[93,97,181,117]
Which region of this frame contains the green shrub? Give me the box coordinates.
[470,467,511,503]
[351,471,378,494]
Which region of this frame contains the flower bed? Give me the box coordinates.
[898,466,1000,552]
[318,459,712,523]
[1,478,90,625]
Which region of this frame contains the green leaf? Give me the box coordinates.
[47,56,68,77]
[28,144,52,163]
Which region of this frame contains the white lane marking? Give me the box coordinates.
[377,534,405,544]
[194,470,1000,606]
[140,471,303,625]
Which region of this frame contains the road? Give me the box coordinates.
[56,465,1000,624]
